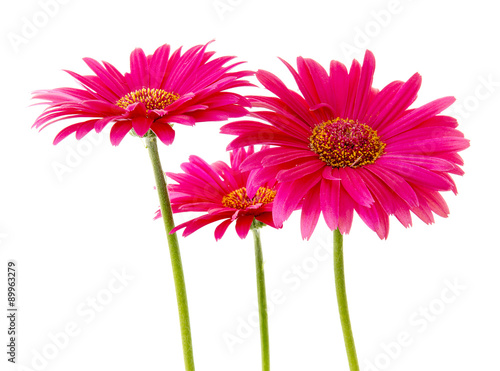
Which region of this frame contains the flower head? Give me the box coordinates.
[222,51,470,240]
[158,146,279,240]
[33,42,253,146]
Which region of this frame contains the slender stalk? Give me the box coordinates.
[334,229,359,371]
[252,226,270,371]
[145,135,195,371]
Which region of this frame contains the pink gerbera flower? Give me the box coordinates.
[222,50,470,239]
[33,41,253,146]
[157,146,279,240]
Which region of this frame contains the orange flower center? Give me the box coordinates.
[116,88,179,110]
[309,118,385,168]
[222,187,276,210]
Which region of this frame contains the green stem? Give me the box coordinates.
[252,226,270,371]
[146,135,195,371]
[334,229,359,371]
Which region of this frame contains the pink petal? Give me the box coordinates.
[382,154,456,172]
[273,171,322,226]
[355,167,411,227]
[235,214,255,239]
[385,126,465,145]
[344,59,361,118]
[410,192,435,225]
[246,166,280,197]
[132,116,153,137]
[338,167,374,207]
[158,115,196,126]
[376,158,454,191]
[330,60,349,117]
[279,57,317,107]
[174,213,228,237]
[413,186,450,218]
[109,121,133,146]
[322,166,341,180]
[187,110,229,122]
[227,130,307,151]
[338,186,355,235]
[256,69,317,128]
[371,73,421,131]
[381,96,456,138]
[83,58,127,97]
[95,116,117,133]
[300,183,322,240]
[276,159,325,182]
[355,202,389,239]
[296,57,330,110]
[386,137,470,155]
[363,81,404,125]
[239,147,284,171]
[262,149,318,167]
[187,156,232,194]
[352,50,376,120]
[81,100,125,115]
[64,70,117,103]
[255,212,278,228]
[303,58,333,105]
[251,111,311,139]
[53,123,80,144]
[366,164,419,208]
[394,208,412,228]
[149,44,171,88]
[75,119,99,139]
[128,48,149,89]
[151,123,175,145]
[214,219,233,240]
[212,161,240,190]
[249,95,312,132]
[320,176,340,230]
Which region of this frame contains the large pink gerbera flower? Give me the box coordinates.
[33,42,253,146]
[157,146,279,240]
[222,51,470,239]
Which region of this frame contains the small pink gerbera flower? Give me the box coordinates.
[33,41,253,146]
[222,50,470,239]
[157,146,279,240]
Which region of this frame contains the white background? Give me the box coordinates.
[1,0,499,370]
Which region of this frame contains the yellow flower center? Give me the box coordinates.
[309,118,386,168]
[222,187,276,210]
[116,88,179,110]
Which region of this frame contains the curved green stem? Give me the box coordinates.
[252,226,270,371]
[146,135,195,371]
[334,229,359,371]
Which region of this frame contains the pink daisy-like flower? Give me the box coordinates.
[156,146,279,240]
[222,50,470,239]
[33,41,253,146]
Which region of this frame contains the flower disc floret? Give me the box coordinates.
[116,88,180,110]
[222,187,277,210]
[309,118,386,168]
